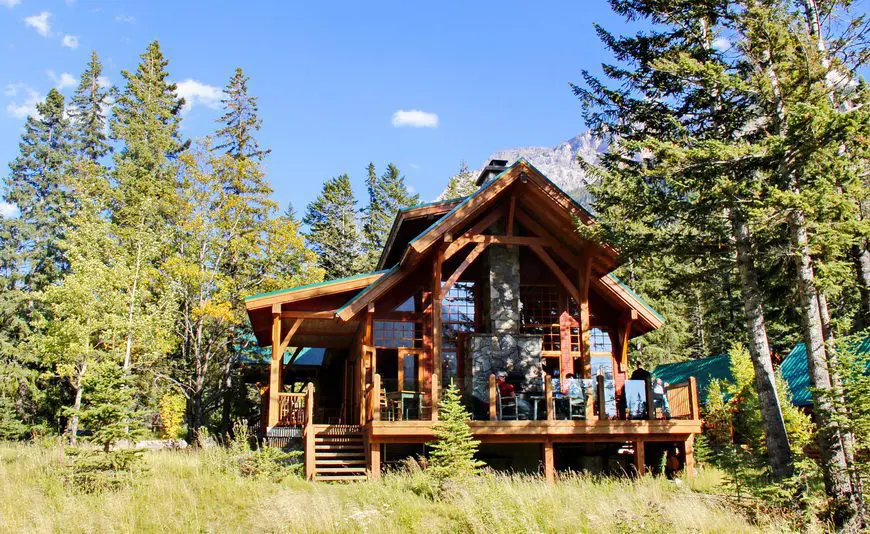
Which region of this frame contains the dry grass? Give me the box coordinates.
[0,443,811,533]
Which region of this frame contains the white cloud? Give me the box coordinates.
[115,14,136,24]
[4,83,41,119]
[392,109,439,128]
[0,202,20,218]
[62,34,79,49]
[175,79,221,113]
[47,70,77,90]
[712,37,731,51]
[1,0,21,8]
[24,11,52,37]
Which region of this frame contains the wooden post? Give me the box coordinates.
[304,382,315,480]
[431,372,440,421]
[558,311,573,387]
[545,373,554,421]
[645,378,655,420]
[489,373,497,421]
[370,442,381,480]
[596,374,606,419]
[268,310,282,428]
[578,258,592,377]
[543,440,555,484]
[634,440,646,476]
[684,434,695,478]
[585,386,596,420]
[689,376,700,420]
[432,245,444,410]
[372,373,381,421]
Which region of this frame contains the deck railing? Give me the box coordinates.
[277,392,307,426]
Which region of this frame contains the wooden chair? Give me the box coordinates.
[497,388,518,420]
[380,390,397,421]
[568,395,586,420]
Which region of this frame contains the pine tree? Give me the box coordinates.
[440,161,477,200]
[215,67,269,161]
[361,163,419,270]
[304,174,363,279]
[4,88,73,292]
[70,51,112,162]
[427,381,483,484]
[574,1,796,479]
[110,40,185,376]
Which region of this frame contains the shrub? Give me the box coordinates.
[61,447,145,494]
[158,393,186,439]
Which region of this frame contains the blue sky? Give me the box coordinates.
[1,1,631,214]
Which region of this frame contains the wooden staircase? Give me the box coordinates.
[311,425,367,482]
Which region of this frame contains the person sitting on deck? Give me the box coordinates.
[496,371,531,419]
[630,364,651,382]
[652,378,671,419]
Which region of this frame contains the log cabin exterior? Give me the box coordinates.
[244,159,702,482]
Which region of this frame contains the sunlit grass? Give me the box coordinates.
[0,442,811,533]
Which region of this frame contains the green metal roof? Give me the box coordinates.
[779,339,870,407]
[243,270,389,302]
[400,197,462,212]
[652,354,732,405]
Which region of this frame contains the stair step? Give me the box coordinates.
[315,451,365,457]
[315,466,367,473]
[315,444,364,450]
[314,475,368,482]
[315,438,363,443]
[316,459,366,465]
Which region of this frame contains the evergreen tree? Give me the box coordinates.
[427,381,484,485]
[110,40,185,376]
[70,51,112,162]
[362,163,419,270]
[304,174,363,279]
[440,161,477,200]
[4,88,73,292]
[574,0,796,479]
[215,67,269,161]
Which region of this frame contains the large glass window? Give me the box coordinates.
[520,285,582,352]
[590,327,613,353]
[374,320,420,348]
[441,282,475,384]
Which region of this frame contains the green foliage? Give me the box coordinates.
[62,447,144,494]
[79,363,144,452]
[0,397,27,441]
[70,51,112,161]
[215,67,269,161]
[441,161,477,200]
[427,381,484,488]
[158,393,186,439]
[361,162,420,269]
[208,420,301,481]
[303,174,364,278]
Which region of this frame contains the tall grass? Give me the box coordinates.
[0,442,812,533]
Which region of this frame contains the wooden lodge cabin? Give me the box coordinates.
[243,159,702,482]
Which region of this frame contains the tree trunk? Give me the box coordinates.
[852,244,870,329]
[789,210,858,525]
[65,361,87,446]
[729,207,794,478]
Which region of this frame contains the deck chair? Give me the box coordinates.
[568,395,586,420]
[379,390,397,421]
[497,388,519,420]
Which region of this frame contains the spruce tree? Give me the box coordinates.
[362,163,419,269]
[427,381,483,485]
[441,161,477,200]
[215,67,269,161]
[304,174,363,279]
[110,40,184,376]
[70,51,112,162]
[4,88,73,291]
[574,0,796,479]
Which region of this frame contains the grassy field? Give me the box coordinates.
[0,442,814,533]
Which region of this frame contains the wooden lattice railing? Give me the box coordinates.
[277,392,307,426]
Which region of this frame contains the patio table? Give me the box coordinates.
[386,391,422,420]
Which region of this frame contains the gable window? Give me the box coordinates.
[374,320,420,348]
[590,327,613,353]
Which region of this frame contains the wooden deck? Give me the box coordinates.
[369,418,703,443]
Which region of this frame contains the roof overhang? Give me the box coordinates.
[376,198,463,270]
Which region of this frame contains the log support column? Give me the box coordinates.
[543,440,555,484]
[268,308,282,428]
[684,434,695,478]
[370,442,381,480]
[634,440,646,476]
